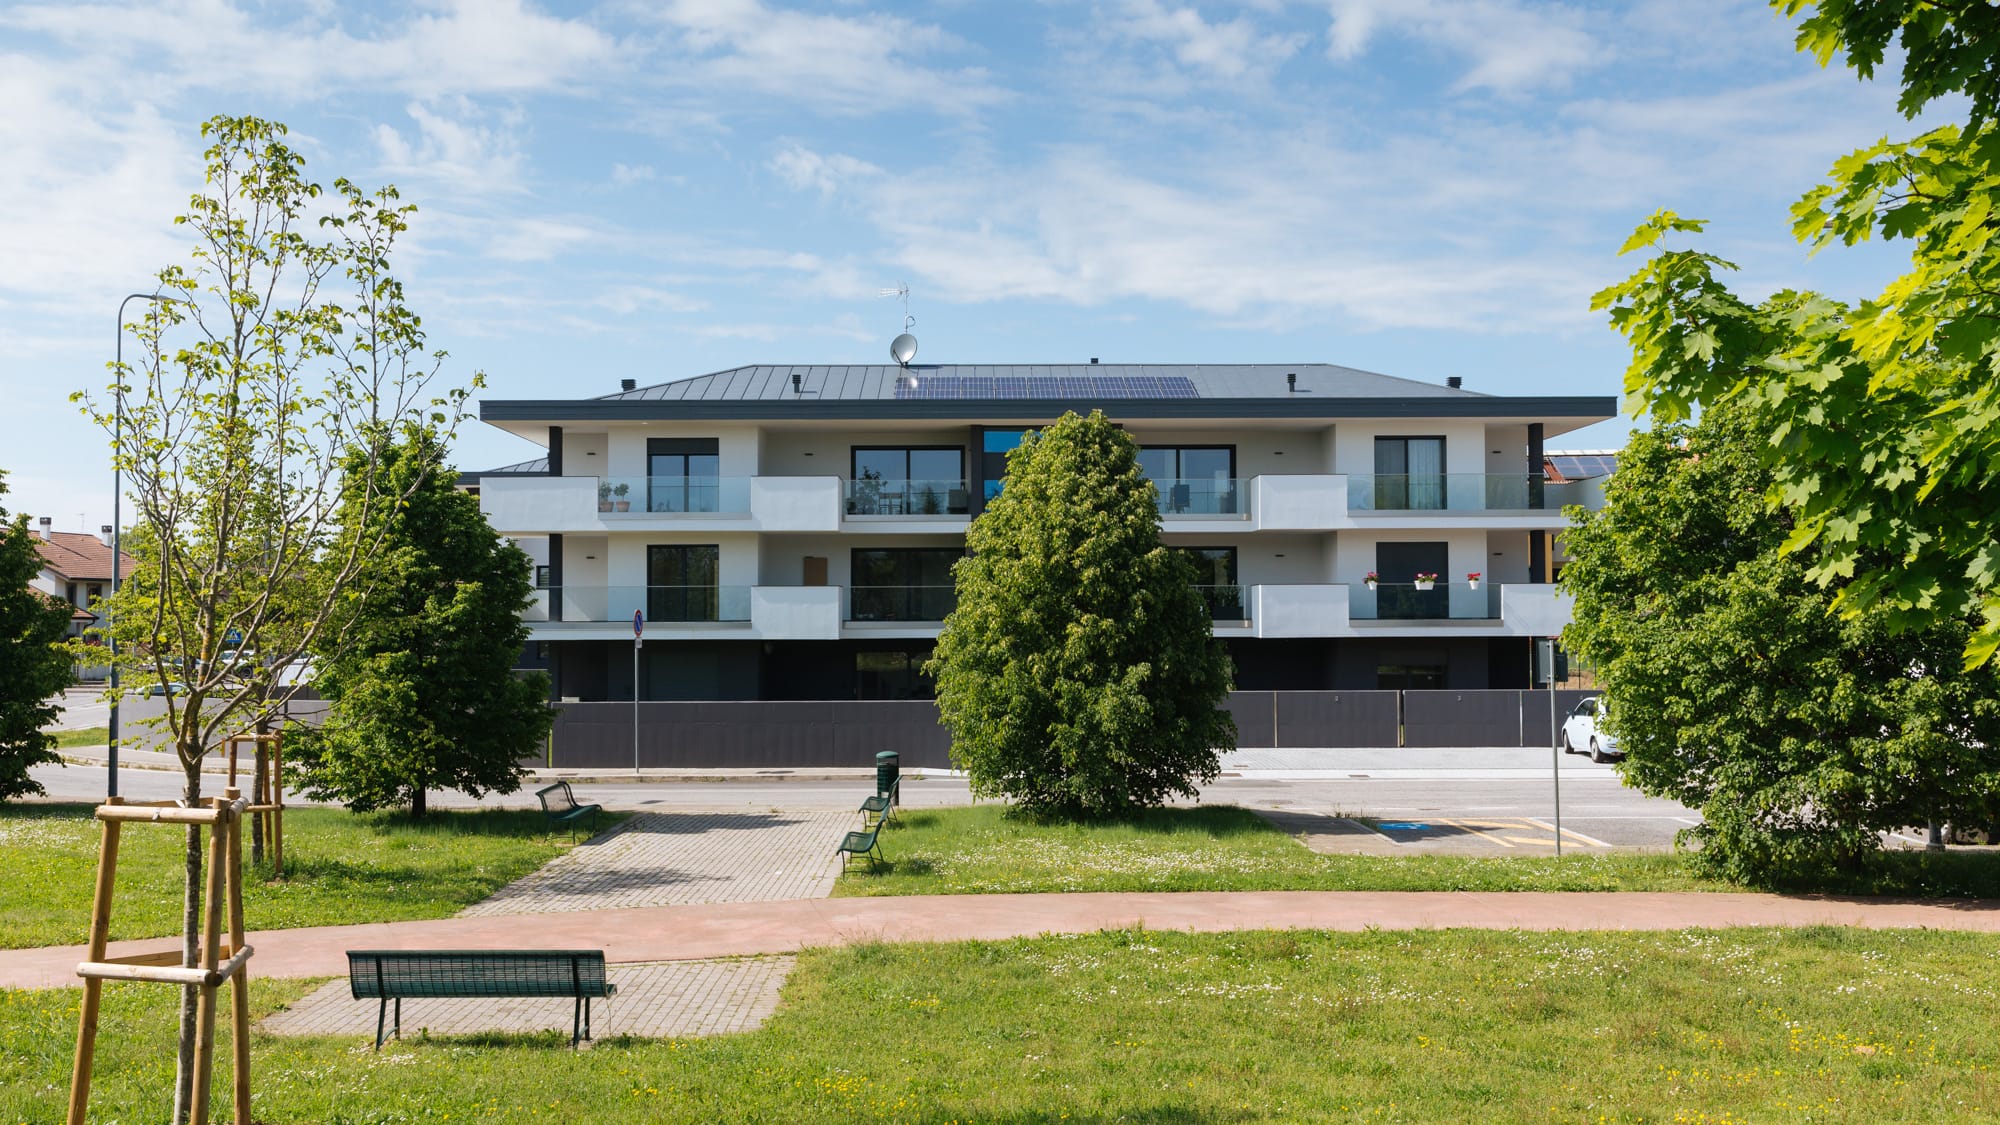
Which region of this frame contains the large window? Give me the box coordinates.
[1373,436,1446,510]
[850,548,962,621]
[855,647,936,699]
[980,428,1037,502]
[1141,446,1237,514]
[849,447,968,515]
[1374,541,1449,619]
[1177,546,1242,620]
[647,544,719,621]
[647,438,721,513]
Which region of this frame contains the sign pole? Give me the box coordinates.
[1537,637,1562,858]
[632,609,644,774]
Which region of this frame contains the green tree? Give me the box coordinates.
[0,470,76,800]
[927,411,1235,816]
[75,116,472,1124]
[1596,1,2000,667]
[1561,398,2000,887]
[292,431,551,817]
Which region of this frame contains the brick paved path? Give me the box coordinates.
[460,809,852,916]
[261,956,794,1042]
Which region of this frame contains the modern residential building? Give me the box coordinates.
[473,362,1617,704]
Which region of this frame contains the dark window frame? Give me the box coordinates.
[849,547,965,621]
[645,543,721,622]
[1174,545,1242,620]
[848,445,968,515]
[1372,435,1448,511]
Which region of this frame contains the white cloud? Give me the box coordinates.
[642,0,1008,115]
[611,163,657,185]
[1324,0,1599,94]
[373,99,527,195]
[1111,0,1305,81]
[769,144,883,195]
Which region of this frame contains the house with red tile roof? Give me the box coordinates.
[27,519,135,677]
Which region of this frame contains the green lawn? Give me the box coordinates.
[5,927,1997,1122]
[833,804,2000,898]
[51,726,109,748]
[0,803,618,949]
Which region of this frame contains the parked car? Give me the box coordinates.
[141,681,188,699]
[1561,696,1622,763]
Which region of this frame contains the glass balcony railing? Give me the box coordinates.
[1151,477,1244,517]
[849,585,958,622]
[594,476,751,515]
[528,585,751,623]
[1346,474,1589,512]
[1194,584,1247,621]
[844,479,971,516]
[1350,581,1499,620]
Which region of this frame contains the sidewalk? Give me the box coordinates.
[5,890,1996,991]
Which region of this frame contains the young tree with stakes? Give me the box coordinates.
[74,116,476,1125]
[927,410,1236,816]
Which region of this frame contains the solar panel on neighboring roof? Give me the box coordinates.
[892,375,1200,400]
[1549,453,1618,479]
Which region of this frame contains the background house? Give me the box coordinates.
[28,519,134,681]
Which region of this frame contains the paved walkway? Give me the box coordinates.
[6,890,1996,992]
[460,809,851,914]
[261,956,794,1042]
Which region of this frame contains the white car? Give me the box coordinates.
[1561,696,1622,763]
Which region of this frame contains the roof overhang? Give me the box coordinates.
[481,395,1617,424]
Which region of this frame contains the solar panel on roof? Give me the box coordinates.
[893,375,1200,400]
[1550,454,1618,479]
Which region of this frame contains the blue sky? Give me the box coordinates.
[0,0,1932,531]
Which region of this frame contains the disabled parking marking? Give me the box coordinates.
[1434,819,1518,848]
[1523,817,1612,847]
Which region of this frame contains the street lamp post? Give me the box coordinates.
[107,291,176,799]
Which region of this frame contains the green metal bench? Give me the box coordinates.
[535,781,601,840]
[836,820,886,872]
[858,775,901,828]
[347,949,617,1049]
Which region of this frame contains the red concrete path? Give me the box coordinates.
[5,891,1996,991]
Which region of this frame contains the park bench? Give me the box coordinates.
[836,819,886,872]
[858,775,901,828]
[535,780,601,840]
[347,949,617,1049]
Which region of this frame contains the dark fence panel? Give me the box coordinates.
[1223,693,1274,749]
[1273,691,1400,747]
[545,700,952,770]
[1403,690,1527,747]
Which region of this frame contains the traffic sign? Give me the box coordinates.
[633,609,644,647]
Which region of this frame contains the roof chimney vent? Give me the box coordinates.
[37,516,51,539]
[791,371,803,395]
[619,378,637,392]
[100,525,114,548]
[1090,357,1099,364]
[1286,372,1297,393]
[1446,376,1463,389]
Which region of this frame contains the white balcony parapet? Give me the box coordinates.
[752,585,843,640]
[752,476,843,531]
[1500,584,1574,636]
[1251,583,1350,638]
[481,475,603,534]
[1249,475,1344,529]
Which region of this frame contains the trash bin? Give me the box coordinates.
[875,750,900,801]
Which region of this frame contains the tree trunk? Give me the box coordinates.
[172,752,205,1125]
[412,785,427,819]
[250,719,268,867]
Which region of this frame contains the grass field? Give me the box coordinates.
[832,804,2000,898]
[0,803,617,950]
[4,927,1996,1122]
[50,726,110,748]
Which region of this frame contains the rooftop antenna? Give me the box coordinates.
[880,282,919,368]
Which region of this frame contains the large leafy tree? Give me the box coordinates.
[927,410,1235,816]
[293,430,551,817]
[0,469,76,800]
[1596,1,2000,667]
[1562,398,2000,886]
[76,116,472,1124]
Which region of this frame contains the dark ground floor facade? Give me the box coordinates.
[526,636,1547,703]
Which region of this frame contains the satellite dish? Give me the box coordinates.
[890,333,919,366]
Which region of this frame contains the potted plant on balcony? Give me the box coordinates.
[612,481,631,512]
[597,480,613,512]
[1364,571,1379,590]
[1413,571,1438,591]
[1466,571,1481,591]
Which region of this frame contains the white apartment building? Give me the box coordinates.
[473,362,1615,704]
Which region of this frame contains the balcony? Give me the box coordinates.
[595,476,750,516]
[525,585,752,624]
[844,478,970,517]
[849,585,957,623]
[1351,579,1498,622]
[1194,584,1247,621]
[1346,474,1592,513]
[1152,477,1245,519]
